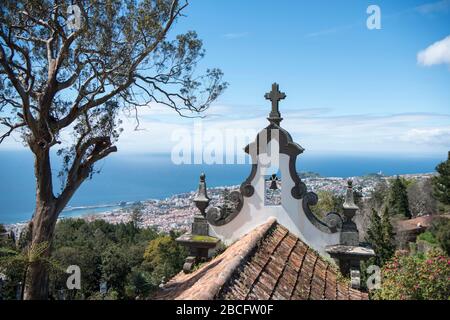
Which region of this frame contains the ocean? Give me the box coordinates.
[0,150,444,224]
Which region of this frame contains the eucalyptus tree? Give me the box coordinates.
[0,0,226,299]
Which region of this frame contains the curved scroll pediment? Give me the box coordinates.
[240,123,307,202]
[302,192,343,234]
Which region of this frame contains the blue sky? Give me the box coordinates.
[1,0,449,157]
[176,0,450,112]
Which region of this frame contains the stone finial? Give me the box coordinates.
[326,180,375,281]
[343,179,358,222]
[340,180,359,246]
[193,173,210,217]
[176,172,219,273]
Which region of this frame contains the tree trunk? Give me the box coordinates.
[24,148,59,300]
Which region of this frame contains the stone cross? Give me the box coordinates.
[265,83,286,124]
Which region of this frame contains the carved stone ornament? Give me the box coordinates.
[302,192,344,234]
[206,190,243,226]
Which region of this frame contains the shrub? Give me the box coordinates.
[372,249,450,300]
[143,235,187,287]
[429,218,450,255]
[417,231,438,245]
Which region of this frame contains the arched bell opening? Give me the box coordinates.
[264,170,282,206]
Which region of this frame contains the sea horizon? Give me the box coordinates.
[0,150,445,225]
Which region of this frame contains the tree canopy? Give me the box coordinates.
[0,217,185,300]
[0,0,226,209]
[432,152,450,206]
[388,176,411,219]
[365,207,395,267]
[0,0,226,299]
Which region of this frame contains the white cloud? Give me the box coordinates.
[305,24,355,38]
[415,0,450,15]
[282,112,450,154]
[222,32,249,40]
[401,127,450,145]
[114,108,450,155]
[2,105,449,156]
[417,35,450,67]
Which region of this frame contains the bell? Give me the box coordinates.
[269,173,278,190]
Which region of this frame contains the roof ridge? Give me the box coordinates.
[157,217,277,300]
[155,218,369,300]
[216,218,279,299]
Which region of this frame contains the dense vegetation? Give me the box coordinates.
[372,249,450,300]
[388,176,412,219]
[365,207,395,267]
[433,152,450,207]
[0,214,187,300]
[363,154,450,299]
[310,154,450,299]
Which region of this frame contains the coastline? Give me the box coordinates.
[3,173,435,238]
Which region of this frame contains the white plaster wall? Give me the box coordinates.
[209,140,340,257]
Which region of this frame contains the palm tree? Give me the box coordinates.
[0,242,62,299]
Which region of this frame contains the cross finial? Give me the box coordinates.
[265,83,286,125]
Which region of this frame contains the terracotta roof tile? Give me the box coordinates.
[154,218,368,300]
[324,270,337,300]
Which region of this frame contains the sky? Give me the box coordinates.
[1,0,450,158]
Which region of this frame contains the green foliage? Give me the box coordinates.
[0,246,26,300]
[5,218,184,300]
[366,209,382,256]
[388,176,411,219]
[100,245,132,298]
[432,152,450,206]
[369,181,389,212]
[429,217,450,255]
[311,191,344,219]
[0,241,62,300]
[380,207,395,259]
[88,289,120,300]
[143,233,187,284]
[366,207,395,267]
[191,235,218,242]
[372,249,450,300]
[0,225,14,249]
[130,206,144,230]
[407,178,438,216]
[124,269,154,299]
[417,231,438,245]
[50,245,101,299]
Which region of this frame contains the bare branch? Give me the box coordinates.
[0,43,37,133]
[57,0,187,129]
[0,119,26,144]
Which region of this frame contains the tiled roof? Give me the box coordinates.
[154,218,368,300]
[394,214,448,232]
